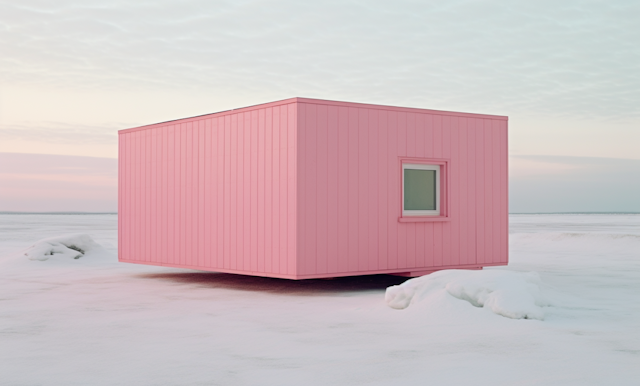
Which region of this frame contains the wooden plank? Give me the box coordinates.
[450,117,461,266]
[153,128,158,265]
[441,116,452,266]
[147,130,159,262]
[264,108,273,273]
[193,122,200,267]
[287,103,297,276]
[166,126,174,266]
[242,112,251,271]
[215,118,224,269]
[468,119,478,265]
[257,109,271,273]
[175,124,181,265]
[136,130,142,262]
[327,105,339,273]
[433,115,443,266]
[396,111,407,269]
[279,105,289,275]
[484,119,494,265]
[474,119,485,265]
[296,104,306,274]
[191,122,197,267]
[201,121,207,267]
[117,134,122,260]
[272,106,281,274]
[367,108,379,271]
[348,107,359,272]
[304,103,318,275]
[123,132,129,261]
[458,119,470,265]
[187,123,195,267]
[405,112,416,268]
[337,106,350,273]
[155,127,162,265]
[144,129,150,262]
[138,130,144,262]
[182,121,198,265]
[491,119,501,264]
[129,131,135,261]
[257,111,265,272]
[251,109,259,272]
[280,105,288,274]
[229,115,238,270]
[316,104,329,274]
[223,116,231,269]
[499,119,509,264]
[197,121,204,267]
[423,114,435,268]
[176,126,182,265]
[147,129,153,262]
[200,120,208,267]
[133,131,139,261]
[387,111,398,269]
[192,122,198,267]
[358,107,369,271]
[377,109,389,270]
[503,120,509,264]
[170,128,176,265]
[158,127,165,266]
[119,133,125,261]
[414,113,426,268]
[211,118,217,268]
[180,124,187,266]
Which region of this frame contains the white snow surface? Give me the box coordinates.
[1,213,639,385]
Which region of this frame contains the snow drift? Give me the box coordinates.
[23,234,106,261]
[386,270,548,320]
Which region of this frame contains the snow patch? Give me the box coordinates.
[386,270,548,320]
[23,234,105,261]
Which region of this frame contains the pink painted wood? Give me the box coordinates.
[118,97,508,279]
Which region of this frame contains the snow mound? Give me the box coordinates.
[386,270,548,320]
[23,234,105,261]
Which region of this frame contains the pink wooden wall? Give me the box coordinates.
[119,99,299,278]
[119,98,508,279]
[295,99,508,278]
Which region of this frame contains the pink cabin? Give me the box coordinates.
[118,98,508,279]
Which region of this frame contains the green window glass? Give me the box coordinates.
[404,169,437,210]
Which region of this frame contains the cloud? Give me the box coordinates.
[0,121,118,144]
[1,0,639,119]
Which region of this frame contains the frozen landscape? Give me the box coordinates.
[1,214,639,385]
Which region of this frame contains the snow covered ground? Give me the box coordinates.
[1,214,639,385]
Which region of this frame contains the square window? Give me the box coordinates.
[402,163,440,216]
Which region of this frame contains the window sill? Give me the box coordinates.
[398,216,451,223]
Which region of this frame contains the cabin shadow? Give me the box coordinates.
[136,271,410,296]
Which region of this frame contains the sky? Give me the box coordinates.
[1,0,639,212]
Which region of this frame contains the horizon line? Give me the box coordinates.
[1,211,639,215]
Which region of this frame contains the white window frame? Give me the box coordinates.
[402,163,440,216]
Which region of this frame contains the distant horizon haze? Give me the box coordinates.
[1,152,638,213]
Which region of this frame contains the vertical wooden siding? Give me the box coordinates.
[297,102,508,277]
[118,103,298,278]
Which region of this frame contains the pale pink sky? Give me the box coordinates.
[1,0,639,212]
[0,153,117,212]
